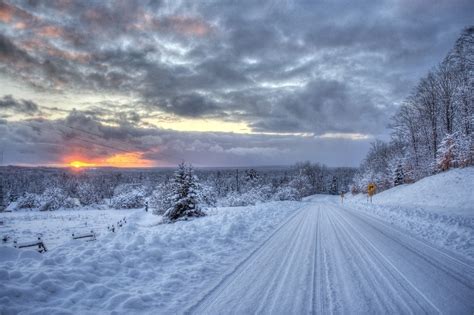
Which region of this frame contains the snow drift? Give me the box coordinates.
[0,201,304,314]
[346,167,474,259]
[371,167,474,216]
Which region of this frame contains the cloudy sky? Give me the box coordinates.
[0,0,472,167]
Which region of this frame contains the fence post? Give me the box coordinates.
[0,182,4,212]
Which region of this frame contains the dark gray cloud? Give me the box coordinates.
[0,110,372,166]
[0,0,472,165]
[0,94,39,115]
[161,93,219,117]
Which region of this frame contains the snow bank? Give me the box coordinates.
[0,201,304,314]
[372,167,474,216]
[346,167,474,259]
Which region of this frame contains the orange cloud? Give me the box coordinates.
[19,39,90,62]
[170,16,212,37]
[14,21,27,29]
[0,2,37,26]
[0,3,14,23]
[104,152,154,168]
[37,25,63,38]
[64,152,155,168]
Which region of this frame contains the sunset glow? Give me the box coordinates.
[103,152,155,168]
[66,152,154,169]
[70,161,97,168]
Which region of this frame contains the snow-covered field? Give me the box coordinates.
[0,209,132,250]
[346,167,474,259]
[0,201,305,314]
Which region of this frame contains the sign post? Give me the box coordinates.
[0,182,4,212]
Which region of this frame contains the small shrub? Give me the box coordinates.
[16,193,40,209]
[111,184,146,209]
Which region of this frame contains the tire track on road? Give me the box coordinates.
[332,205,442,314]
[184,203,311,314]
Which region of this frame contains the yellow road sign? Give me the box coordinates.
[367,183,377,196]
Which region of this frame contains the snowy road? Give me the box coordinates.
[187,196,474,314]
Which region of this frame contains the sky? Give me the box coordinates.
[0,0,473,168]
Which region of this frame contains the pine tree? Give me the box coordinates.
[329,176,338,195]
[164,163,205,222]
[393,161,405,186]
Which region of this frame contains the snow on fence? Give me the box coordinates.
[72,230,96,241]
[14,237,47,253]
[4,215,128,253]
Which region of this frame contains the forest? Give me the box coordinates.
[0,163,356,212]
[352,27,473,193]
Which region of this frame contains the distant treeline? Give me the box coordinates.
[0,163,356,210]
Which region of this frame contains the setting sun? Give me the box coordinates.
[70,161,97,168]
[65,152,154,169]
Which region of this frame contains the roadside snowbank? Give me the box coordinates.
[371,167,474,216]
[346,167,474,259]
[0,201,304,314]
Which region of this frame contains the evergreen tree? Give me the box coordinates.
[164,163,205,222]
[329,176,338,195]
[393,161,405,186]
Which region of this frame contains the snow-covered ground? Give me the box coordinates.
[0,209,132,250]
[346,167,474,259]
[367,167,474,216]
[0,201,305,314]
[187,197,474,314]
[1,168,473,314]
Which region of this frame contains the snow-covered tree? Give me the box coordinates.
[453,132,472,167]
[77,182,101,206]
[163,163,205,222]
[16,193,40,209]
[329,176,338,195]
[436,133,456,171]
[437,132,473,171]
[39,187,76,211]
[150,182,174,215]
[364,27,474,186]
[198,183,218,207]
[392,160,405,186]
[273,186,300,201]
[111,184,146,209]
[289,174,312,198]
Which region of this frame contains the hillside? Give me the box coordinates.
[346,167,474,259]
[373,167,474,217]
